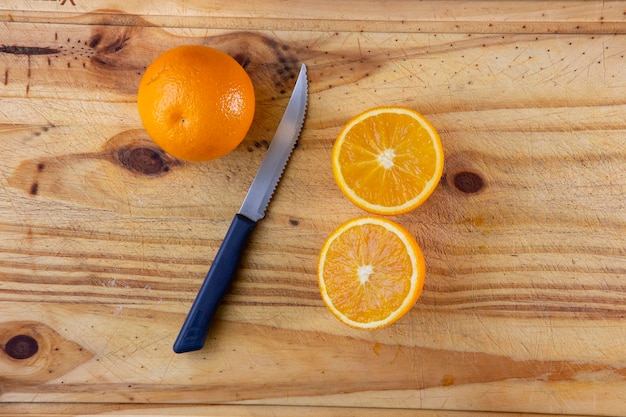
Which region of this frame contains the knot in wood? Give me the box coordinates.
[4,334,38,359]
[117,146,170,176]
[453,171,484,194]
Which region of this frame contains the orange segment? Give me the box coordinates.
[332,106,444,215]
[318,216,425,329]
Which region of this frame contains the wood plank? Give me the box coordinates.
[0,403,596,417]
[0,3,625,416]
[2,0,626,33]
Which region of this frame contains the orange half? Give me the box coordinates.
[332,106,444,215]
[317,216,425,329]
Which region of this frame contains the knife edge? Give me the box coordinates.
[238,64,308,222]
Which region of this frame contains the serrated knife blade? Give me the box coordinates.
[173,64,308,353]
[239,65,308,221]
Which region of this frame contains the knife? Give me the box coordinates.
[173,64,308,354]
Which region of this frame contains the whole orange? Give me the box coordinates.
[137,45,255,161]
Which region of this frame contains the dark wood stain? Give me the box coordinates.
[453,171,485,193]
[4,334,39,359]
[118,147,168,176]
[0,45,60,55]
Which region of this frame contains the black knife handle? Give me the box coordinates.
[173,214,257,353]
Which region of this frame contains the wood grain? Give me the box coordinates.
[0,403,597,417]
[0,1,625,416]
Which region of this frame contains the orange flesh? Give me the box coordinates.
[321,221,420,325]
[337,112,438,207]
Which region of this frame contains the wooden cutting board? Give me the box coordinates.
[1,2,625,416]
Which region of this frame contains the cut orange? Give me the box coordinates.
[332,106,444,215]
[317,216,425,329]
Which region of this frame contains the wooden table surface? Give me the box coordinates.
[1,1,625,416]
